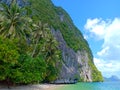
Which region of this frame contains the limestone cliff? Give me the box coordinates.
[50,7,103,82]
[1,0,103,82]
[51,29,92,83]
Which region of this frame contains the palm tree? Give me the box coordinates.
[0,1,32,39]
[31,21,50,57]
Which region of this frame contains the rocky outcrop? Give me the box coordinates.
[51,29,92,83]
[1,0,103,83]
[0,0,28,6]
[77,51,92,82]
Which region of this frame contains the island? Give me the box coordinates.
[0,0,103,88]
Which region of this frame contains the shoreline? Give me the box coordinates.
[0,84,64,90]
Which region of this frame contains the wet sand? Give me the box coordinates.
[0,84,63,90]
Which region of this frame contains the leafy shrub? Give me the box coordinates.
[0,37,19,81]
[89,61,103,82]
[12,55,47,84]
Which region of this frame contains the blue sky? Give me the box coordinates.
[52,0,120,78]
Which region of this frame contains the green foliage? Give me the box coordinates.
[29,0,59,27]
[0,1,61,84]
[89,61,104,82]
[28,0,102,82]
[30,21,61,82]
[27,0,88,51]
[0,37,47,84]
[29,0,94,67]
[0,1,32,39]
[38,25,61,82]
[0,37,19,81]
[12,55,47,84]
[45,65,58,82]
[29,0,92,53]
[0,0,103,84]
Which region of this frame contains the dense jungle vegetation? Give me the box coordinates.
[0,0,103,85]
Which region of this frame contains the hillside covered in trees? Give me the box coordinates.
[0,0,103,85]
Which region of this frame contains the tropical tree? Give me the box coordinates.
[31,21,61,82]
[36,28,61,82]
[0,37,20,86]
[12,54,47,84]
[31,21,50,57]
[0,0,32,39]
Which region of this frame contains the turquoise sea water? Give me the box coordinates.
[57,82,120,90]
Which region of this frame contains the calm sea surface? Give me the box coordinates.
[56,82,120,90]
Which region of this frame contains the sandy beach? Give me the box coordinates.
[0,84,63,90]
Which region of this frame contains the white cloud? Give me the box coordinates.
[84,18,120,60]
[97,46,109,57]
[94,58,120,78]
[84,18,109,40]
[84,18,120,78]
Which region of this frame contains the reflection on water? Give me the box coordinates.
[57,82,120,90]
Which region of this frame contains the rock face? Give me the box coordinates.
[77,51,92,82]
[51,29,92,83]
[1,0,103,83]
[0,0,28,6]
